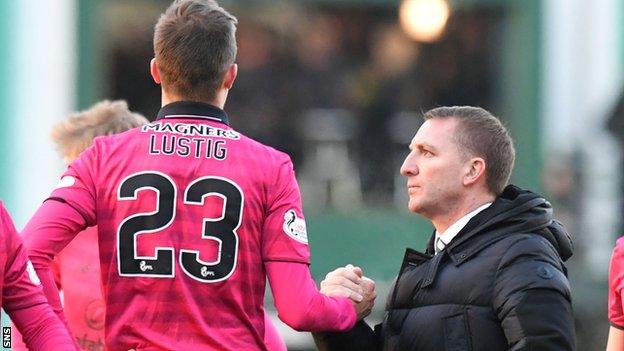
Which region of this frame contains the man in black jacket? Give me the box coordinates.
[315,106,576,350]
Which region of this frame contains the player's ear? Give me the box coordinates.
[150,58,162,84]
[222,63,237,90]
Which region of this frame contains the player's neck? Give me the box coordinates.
[161,89,227,110]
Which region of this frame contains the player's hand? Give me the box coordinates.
[320,264,365,302]
[320,264,377,321]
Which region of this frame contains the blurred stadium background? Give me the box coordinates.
[0,0,621,349]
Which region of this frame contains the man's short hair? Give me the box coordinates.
[51,100,148,159]
[154,0,238,102]
[424,106,515,195]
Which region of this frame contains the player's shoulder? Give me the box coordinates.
[237,132,293,166]
[613,237,624,260]
[88,126,144,154]
[0,200,10,224]
[0,201,15,244]
[92,126,143,145]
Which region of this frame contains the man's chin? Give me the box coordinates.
[407,201,421,214]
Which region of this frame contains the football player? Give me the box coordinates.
[0,201,75,350]
[23,1,373,349]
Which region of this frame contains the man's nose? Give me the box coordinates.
[400,154,418,177]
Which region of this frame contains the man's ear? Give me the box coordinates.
[463,157,486,186]
[222,63,238,90]
[150,58,161,84]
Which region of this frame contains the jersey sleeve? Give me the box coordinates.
[267,261,356,332]
[0,203,76,350]
[261,155,310,264]
[610,238,624,328]
[0,203,48,312]
[47,141,100,226]
[263,312,287,351]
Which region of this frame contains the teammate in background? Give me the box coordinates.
[0,201,76,350]
[12,100,148,351]
[608,238,624,350]
[23,1,374,349]
[264,313,287,351]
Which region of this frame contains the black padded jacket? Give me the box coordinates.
[314,185,576,351]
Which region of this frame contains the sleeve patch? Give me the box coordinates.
[283,210,308,244]
[26,261,41,285]
[55,176,76,189]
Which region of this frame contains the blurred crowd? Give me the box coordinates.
[108,2,502,208]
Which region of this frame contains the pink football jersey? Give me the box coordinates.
[610,237,624,328]
[13,226,105,351]
[37,102,312,350]
[263,313,287,351]
[0,202,47,320]
[57,226,106,349]
[0,202,76,350]
[0,202,46,312]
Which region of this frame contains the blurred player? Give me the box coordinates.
[608,237,624,350]
[0,201,75,350]
[263,313,287,351]
[13,100,148,351]
[24,0,372,349]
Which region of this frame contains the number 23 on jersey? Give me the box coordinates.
[116,171,243,283]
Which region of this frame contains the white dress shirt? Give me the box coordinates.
[434,202,492,254]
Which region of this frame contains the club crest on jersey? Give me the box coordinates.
[55,176,76,189]
[283,210,308,244]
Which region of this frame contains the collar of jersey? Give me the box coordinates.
[156,101,229,126]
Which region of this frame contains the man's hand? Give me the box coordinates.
[320,264,377,321]
[357,276,376,320]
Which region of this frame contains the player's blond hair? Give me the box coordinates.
[51,100,148,160]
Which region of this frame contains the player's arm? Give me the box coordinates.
[262,155,359,332]
[24,144,98,320]
[266,261,359,331]
[607,327,624,351]
[0,204,76,350]
[263,311,287,351]
[24,199,88,316]
[608,239,624,350]
[10,304,77,350]
[493,237,575,350]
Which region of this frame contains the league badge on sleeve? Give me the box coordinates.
[283,209,308,244]
[26,261,41,285]
[55,175,76,189]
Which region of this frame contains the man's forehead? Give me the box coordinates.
[409,135,435,149]
[409,118,457,147]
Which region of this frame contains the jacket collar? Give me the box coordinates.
[415,185,573,288]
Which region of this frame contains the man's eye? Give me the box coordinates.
[422,150,433,157]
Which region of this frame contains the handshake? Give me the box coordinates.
[320,264,377,321]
